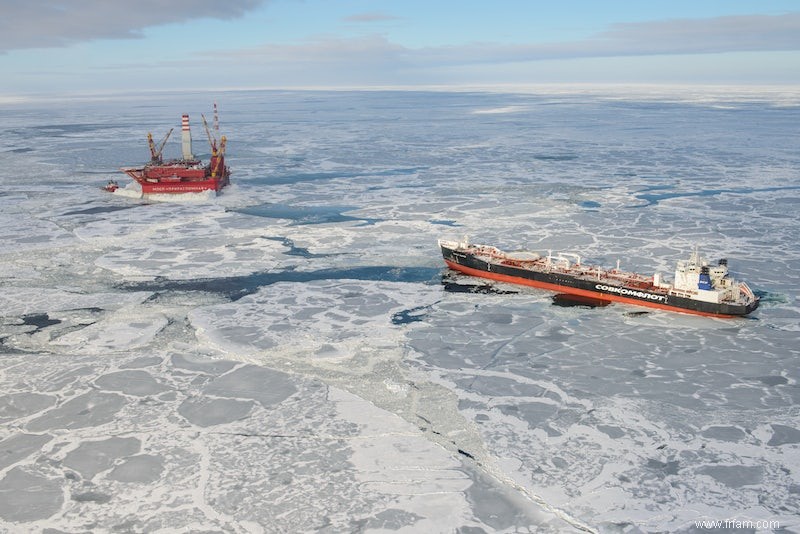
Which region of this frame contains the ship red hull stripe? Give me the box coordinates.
[444,260,737,318]
[140,179,224,194]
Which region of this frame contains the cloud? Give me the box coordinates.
[0,0,266,52]
[206,12,800,72]
[591,13,800,56]
[188,12,800,89]
[410,13,800,65]
[199,35,415,86]
[343,11,401,23]
[14,10,796,91]
[206,34,406,66]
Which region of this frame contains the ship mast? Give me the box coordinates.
[213,101,219,132]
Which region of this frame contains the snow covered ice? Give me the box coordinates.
[1,88,799,532]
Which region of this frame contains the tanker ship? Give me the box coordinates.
[438,238,759,317]
[118,103,230,195]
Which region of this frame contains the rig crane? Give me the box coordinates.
[212,135,227,178]
[147,128,174,163]
[200,114,218,156]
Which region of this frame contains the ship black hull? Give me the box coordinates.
[441,245,758,317]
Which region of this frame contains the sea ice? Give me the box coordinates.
[1,88,798,532]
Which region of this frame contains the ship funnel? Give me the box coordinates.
[181,114,193,160]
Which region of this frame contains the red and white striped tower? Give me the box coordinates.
[181,114,193,160]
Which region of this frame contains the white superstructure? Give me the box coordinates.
[658,248,754,305]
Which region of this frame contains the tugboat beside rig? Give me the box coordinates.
[439,238,759,317]
[118,103,230,196]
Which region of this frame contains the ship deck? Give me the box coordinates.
[472,251,665,294]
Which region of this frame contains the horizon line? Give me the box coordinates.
[2,82,800,105]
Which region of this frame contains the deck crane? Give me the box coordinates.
[147,128,173,163]
[201,112,227,178]
[200,114,217,156]
[212,135,227,178]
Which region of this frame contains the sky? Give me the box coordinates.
[2,0,800,96]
